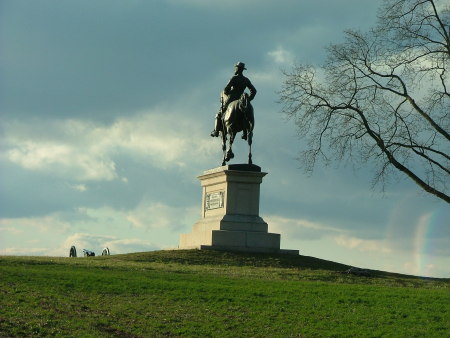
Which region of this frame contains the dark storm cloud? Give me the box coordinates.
[0,0,380,121]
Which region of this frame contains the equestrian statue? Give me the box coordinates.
[211,62,257,166]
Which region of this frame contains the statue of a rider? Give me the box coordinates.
[210,62,257,139]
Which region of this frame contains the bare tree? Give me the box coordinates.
[280,0,449,203]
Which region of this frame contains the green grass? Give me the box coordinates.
[1,250,449,337]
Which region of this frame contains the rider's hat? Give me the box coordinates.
[235,62,247,70]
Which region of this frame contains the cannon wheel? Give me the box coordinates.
[69,246,77,257]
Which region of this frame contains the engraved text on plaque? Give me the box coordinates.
[205,191,224,210]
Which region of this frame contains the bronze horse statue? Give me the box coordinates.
[219,92,254,166]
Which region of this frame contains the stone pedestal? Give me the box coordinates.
[179,164,298,255]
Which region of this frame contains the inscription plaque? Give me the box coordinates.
[205,191,224,210]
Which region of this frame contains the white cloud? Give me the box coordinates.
[0,215,71,234]
[265,214,346,240]
[70,184,88,192]
[0,199,197,257]
[268,46,294,65]
[76,200,197,232]
[5,133,118,182]
[127,201,186,230]
[2,110,216,182]
[62,232,115,248]
[334,235,392,254]
[0,227,24,235]
[246,46,295,86]
[251,70,281,86]
[0,247,49,256]
[106,112,214,167]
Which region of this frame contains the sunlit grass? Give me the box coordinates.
[1,250,449,337]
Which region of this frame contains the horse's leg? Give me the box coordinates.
[221,132,227,166]
[247,130,253,165]
[226,130,235,162]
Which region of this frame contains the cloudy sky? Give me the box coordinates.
[1,0,449,277]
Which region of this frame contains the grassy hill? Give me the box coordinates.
[1,249,449,337]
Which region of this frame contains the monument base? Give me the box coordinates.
[179,164,298,255]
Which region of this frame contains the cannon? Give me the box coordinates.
[69,246,111,257]
[83,249,95,257]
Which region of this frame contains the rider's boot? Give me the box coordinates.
[210,112,221,137]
